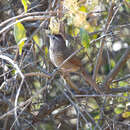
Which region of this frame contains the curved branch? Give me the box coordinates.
[104,47,130,90]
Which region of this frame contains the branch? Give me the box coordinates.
[108,86,130,94]
[104,47,130,89]
[31,84,130,126]
[0,54,25,126]
[0,11,59,28]
[112,74,130,83]
[24,72,51,78]
[92,2,117,80]
[0,16,49,35]
[32,94,69,123]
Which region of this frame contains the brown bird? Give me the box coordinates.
[49,34,102,94]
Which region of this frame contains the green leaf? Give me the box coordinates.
[80,28,90,48]
[21,0,30,13]
[14,21,27,55]
[110,59,115,68]
[123,92,128,97]
[119,81,128,87]
[114,107,123,114]
[87,98,99,109]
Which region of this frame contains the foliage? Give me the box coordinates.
[0,0,130,130]
[14,21,27,55]
[21,0,30,13]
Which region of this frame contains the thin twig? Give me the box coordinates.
[112,74,130,83]
[0,16,50,35]
[104,47,130,89]
[92,2,119,80]
[24,72,51,78]
[0,11,59,28]
[0,84,49,120]
[0,54,25,126]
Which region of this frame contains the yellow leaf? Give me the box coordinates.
[122,112,130,118]
[45,47,48,57]
[18,40,25,55]
[33,35,40,45]
[21,0,30,13]
[14,21,27,55]
[79,6,87,12]
[33,34,43,53]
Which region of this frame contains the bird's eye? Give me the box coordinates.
[53,36,59,41]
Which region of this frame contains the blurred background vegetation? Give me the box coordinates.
[0,0,130,130]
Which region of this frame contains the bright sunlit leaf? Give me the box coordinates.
[114,104,125,114]
[79,6,87,12]
[122,112,130,118]
[80,28,90,48]
[123,92,128,97]
[45,47,48,57]
[110,59,115,68]
[114,107,124,114]
[18,39,26,55]
[14,21,27,55]
[119,81,128,87]
[33,34,40,45]
[21,0,30,13]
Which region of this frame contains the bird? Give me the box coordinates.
[48,34,102,94]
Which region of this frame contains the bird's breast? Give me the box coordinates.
[49,48,62,67]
